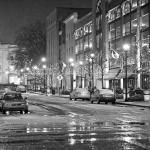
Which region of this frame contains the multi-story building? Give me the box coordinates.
[46,7,91,90]
[74,12,93,88]
[92,0,150,90]
[0,44,19,84]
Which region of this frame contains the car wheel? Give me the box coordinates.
[112,101,116,104]
[70,97,72,100]
[25,109,28,114]
[74,98,77,101]
[105,102,108,104]
[2,110,6,114]
[20,110,24,114]
[91,100,93,104]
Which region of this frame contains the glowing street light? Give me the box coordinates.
[41,57,46,62]
[123,43,130,101]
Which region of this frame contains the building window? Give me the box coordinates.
[89,34,93,49]
[96,16,100,30]
[79,39,83,51]
[96,34,100,48]
[89,23,92,33]
[116,7,121,19]
[123,1,131,15]
[132,0,137,10]
[131,19,137,33]
[84,24,89,35]
[140,0,149,6]
[84,36,88,50]
[124,22,131,35]
[116,26,121,38]
[109,23,115,40]
[141,13,149,30]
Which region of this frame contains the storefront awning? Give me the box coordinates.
[116,65,136,79]
[104,68,121,80]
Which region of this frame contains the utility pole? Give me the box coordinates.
[136,0,141,88]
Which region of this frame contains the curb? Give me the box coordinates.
[116,102,150,108]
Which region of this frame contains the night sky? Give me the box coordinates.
[0,0,92,44]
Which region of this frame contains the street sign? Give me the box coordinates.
[57,75,63,80]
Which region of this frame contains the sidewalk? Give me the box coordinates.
[116,99,150,108]
[51,94,150,108]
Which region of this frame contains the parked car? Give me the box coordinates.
[128,88,144,101]
[0,91,28,114]
[70,88,90,101]
[90,89,116,104]
[16,85,26,93]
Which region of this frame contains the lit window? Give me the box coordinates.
[123,1,131,15]
[124,22,131,35]
[116,26,121,38]
[140,0,148,6]
[131,19,137,33]
[116,7,121,18]
[141,14,149,30]
[132,0,137,10]
[84,36,88,49]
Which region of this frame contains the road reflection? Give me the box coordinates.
[0,114,150,150]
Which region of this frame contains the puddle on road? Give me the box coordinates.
[0,113,150,150]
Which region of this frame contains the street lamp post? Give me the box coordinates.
[42,64,46,93]
[41,57,47,93]
[26,67,30,91]
[33,65,38,92]
[79,61,83,88]
[69,58,74,92]
[90,53,95,88]
[123,44,130,102]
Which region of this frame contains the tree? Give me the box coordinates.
[14,21,46,69]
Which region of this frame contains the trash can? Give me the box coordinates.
[143,90,150,101]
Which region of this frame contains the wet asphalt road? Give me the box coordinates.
[0,93,150,150]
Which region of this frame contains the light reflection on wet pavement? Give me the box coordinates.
[0,113,150,150]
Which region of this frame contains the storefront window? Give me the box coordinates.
[141,14,149,30]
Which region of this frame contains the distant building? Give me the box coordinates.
[0,44,19,84]
[74,12,93,88]
[46,7,91,89]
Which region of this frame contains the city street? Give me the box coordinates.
[0,93,150,150]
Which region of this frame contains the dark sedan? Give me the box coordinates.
[0,91,28,115]
[90,89,116,104]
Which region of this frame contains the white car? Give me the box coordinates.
[70,88,90,101]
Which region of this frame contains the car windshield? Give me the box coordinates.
[4,93,23,101]
[100,89,114,94]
